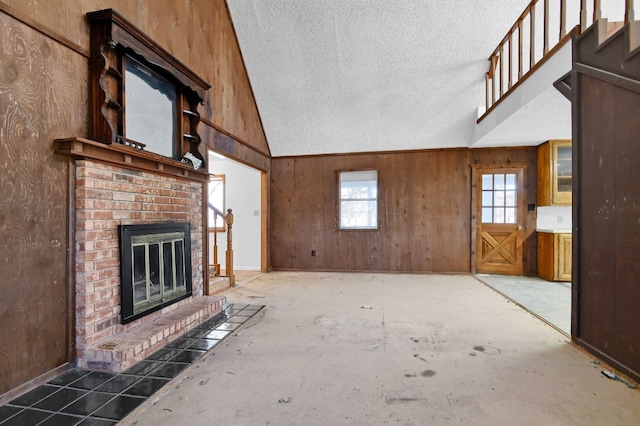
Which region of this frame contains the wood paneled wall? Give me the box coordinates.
[0,11,88,395]
[270,148,537,274]
[0,0,268,396]
[0,0,269,166]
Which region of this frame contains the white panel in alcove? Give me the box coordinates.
[208,152,262,271]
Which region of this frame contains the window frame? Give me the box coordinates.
[338,169,379,231]
[207,175,226,232]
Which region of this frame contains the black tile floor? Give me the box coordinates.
[0,303,264,426]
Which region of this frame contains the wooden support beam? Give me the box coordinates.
[225,209,235,286]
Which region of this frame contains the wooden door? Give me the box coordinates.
[475,167,525,275]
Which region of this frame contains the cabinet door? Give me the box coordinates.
[552,141,572,204]
[556,233,572,281]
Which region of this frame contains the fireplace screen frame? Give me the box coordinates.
[119,222,193,324]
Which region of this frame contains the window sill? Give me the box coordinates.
[55,137,210,183]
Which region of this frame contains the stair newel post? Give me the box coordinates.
[225,209,235,286]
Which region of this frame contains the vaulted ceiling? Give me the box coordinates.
[226,0,571,157]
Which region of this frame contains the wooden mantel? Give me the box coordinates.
[55,137,210,183]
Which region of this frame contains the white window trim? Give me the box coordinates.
[339,170,379,230]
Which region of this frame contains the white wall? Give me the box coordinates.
[208,152,262,271]
[536,205,572,232]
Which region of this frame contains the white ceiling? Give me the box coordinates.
[227,0,570,157]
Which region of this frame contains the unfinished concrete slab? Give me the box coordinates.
[125,272,640,425]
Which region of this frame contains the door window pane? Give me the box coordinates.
[481,172,518,224]
[482,175,493,190]
[482,208,493,223]
[482,191,493,206]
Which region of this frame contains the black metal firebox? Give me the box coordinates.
[118,223,193,324]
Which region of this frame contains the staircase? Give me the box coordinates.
[571,16,640,385]
[471,0,638,148]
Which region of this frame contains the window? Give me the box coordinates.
[207,175,226,230]
[481,173,517,224]
[339,170,378,229]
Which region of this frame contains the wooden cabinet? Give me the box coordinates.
[538,232,572,281]
[538,140,572,205]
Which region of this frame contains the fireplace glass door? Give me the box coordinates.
[131,233,186,311]
[119,223,192,323]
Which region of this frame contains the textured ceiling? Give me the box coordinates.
[226,0,564,157]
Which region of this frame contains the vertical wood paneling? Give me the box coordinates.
[271,148,537,274]
[130,0,270,156]
[0,11,88,394]
[574,21,640,383]
[1,0,267,394]
[1,0,269,157]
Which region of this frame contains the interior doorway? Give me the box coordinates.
[207,151,263,290]
[472,162,571,337]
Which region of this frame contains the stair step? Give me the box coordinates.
[628,21,640,58]
[596,19,625,51]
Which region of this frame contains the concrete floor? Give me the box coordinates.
[125,272,640,426]
[475,274,571,335]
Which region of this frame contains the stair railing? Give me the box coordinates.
[481,0,637,120]
[207,202,235,285]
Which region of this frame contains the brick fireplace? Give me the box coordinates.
[52,9,225,373]
[56,139,225,372]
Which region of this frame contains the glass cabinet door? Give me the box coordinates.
[552,140,572,204]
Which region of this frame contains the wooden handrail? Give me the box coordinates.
[482,0,637,118]
[208,202,225,219]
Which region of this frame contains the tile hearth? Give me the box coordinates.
[0,304,263,426]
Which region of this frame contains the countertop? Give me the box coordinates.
[536,228,572,234]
